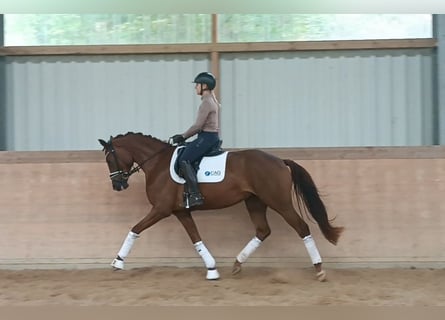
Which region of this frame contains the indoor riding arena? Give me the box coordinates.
[1,14,445,307]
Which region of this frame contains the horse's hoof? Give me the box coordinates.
[206,269,220,280]
[316,270,327,282]
[232,260,242,275]
[111,258,124,270]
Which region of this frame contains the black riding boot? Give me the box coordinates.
[179,160,204,208]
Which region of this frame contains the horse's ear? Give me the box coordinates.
[98,139,108,148]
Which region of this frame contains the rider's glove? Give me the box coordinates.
[171,134,185,144]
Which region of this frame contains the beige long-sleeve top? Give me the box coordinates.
[182,93,220,139]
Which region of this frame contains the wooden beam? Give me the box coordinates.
[2,146,445,164]
[0,39,437,56]
[0,44,214,56]
[213,38,437,52]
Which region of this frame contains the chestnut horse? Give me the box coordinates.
[98,132,343,281]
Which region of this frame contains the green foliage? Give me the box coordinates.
[4,14,211,45]
[218,14,329,42]
[3,14,432,46]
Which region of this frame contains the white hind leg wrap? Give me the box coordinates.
[117,231,140,259]
[236,236,262,263]
[194,241,216,269]
[303,235,322,264]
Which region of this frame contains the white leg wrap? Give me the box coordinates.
[303,235,322,265]
[194,241,216,269]
[236,236,262,264]
[117,231,140,259]
[111,258,124,269]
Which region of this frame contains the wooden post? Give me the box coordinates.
[210,14,221,135]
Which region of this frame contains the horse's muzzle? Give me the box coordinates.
[112,179,129,191]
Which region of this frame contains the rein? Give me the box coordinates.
[126,145,171,177]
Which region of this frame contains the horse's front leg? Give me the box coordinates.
[174,210,220,280]
[111,207,170,270]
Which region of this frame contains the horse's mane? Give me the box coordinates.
[112,132,170,146]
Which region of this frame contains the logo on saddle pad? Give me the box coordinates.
[169,147,229,184]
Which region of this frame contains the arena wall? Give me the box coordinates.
[1,147,445,269]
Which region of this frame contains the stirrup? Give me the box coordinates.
[183,192,204,208]
[189,195,204,207]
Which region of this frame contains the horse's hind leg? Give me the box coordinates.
[232,195,270,275]
[174,210,220,280]
[275,206,326,281]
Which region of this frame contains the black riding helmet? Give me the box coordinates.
[193,72,216,90]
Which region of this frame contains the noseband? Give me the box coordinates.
[105,140,131,186]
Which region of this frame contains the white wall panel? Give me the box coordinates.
[220,49,434,147]
[4,49,434,150]
[5,55,208,150]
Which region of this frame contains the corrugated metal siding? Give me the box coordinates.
[220,49,434,147]
[5,55,208,150]
[4,49,434,150]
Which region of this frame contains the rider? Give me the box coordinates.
[170,72,220,208]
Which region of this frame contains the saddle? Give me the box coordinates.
[174,140,224,175]
[170,141,229,184]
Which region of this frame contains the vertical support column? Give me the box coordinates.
[210,14,221,136]
[0,14,6,150]
[433,14,445,145]
[210,14,220,99]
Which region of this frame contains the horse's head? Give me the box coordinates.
[98,137,134,191]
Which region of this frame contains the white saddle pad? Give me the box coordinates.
[169,147,229,184]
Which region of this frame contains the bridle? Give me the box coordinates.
[105,137,171,185]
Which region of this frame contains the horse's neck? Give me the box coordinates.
[128,138,169,167]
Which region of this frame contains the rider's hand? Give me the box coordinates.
[171,134,185,144]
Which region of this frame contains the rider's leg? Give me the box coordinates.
[179,160,204,208]
[179,132,219,208]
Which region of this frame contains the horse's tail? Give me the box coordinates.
[283,159,344,245]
